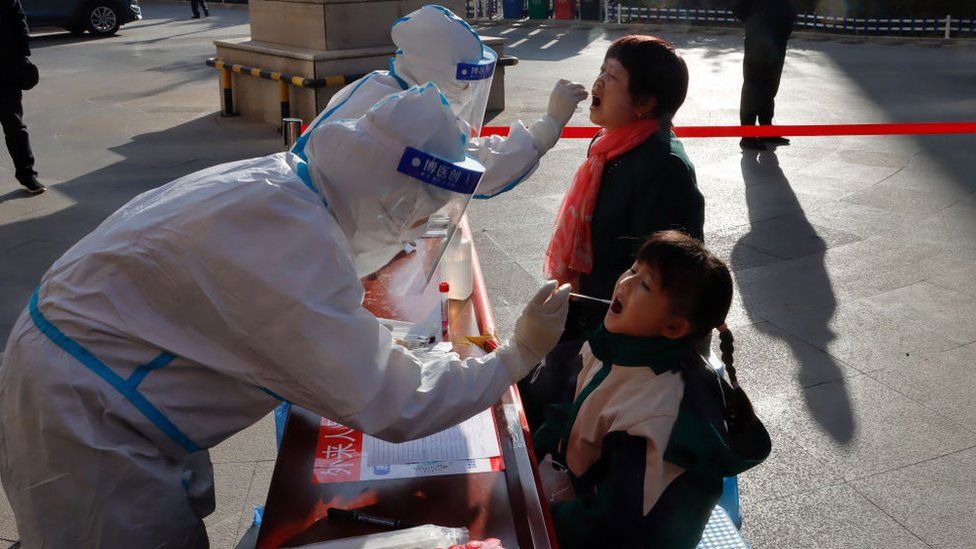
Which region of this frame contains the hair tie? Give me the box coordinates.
[717,322,729,333]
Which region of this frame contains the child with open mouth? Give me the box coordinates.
[532,231,770,548]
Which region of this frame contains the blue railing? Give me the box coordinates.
[602,5,975,37]
[465,0,976,38]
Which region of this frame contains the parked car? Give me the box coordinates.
[22,0,141,37]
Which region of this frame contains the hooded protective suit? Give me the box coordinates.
[0,83,569,547]
[294,4,587,199]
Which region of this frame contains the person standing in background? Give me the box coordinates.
[1,0,44,194]
[736,0,797,151]
[190,0,209,19]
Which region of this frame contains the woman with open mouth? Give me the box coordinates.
[518,35,707,432]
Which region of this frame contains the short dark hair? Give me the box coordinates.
[636,230,732,339]
[606,35,689,120]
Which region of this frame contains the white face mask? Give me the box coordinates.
[345,180,449,277]
[351,239,405,278]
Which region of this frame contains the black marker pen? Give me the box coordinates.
[327,507,417,529]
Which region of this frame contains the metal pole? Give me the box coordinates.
[945,15,951,39]
[278,81,290,123]
[219,66,235,117]
[283,118,302,150]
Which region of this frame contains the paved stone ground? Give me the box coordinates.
[2,2,975,547]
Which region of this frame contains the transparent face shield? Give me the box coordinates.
[392,47,497,139]
[363,145,484,295]
[450,47,497,138]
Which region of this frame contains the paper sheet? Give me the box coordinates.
[363,409,500,466]
[312,408,504,484]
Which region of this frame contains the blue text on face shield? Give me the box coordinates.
[397,147,482,194]
[456,58,495,81]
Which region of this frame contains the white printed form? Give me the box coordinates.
[363,408,500,466]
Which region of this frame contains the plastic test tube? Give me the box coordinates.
[439,281,450,340]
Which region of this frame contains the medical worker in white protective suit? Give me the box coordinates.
[293,4,588,198]
[0,83,571,548]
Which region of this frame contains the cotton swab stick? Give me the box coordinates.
[569,292,612,305]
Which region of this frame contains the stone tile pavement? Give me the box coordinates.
[2,2,975,547]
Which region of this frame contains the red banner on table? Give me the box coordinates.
[313,418,364,484]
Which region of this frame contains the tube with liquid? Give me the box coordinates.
[439,281,450,341]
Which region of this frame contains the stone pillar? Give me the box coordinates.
[213,0,505,128]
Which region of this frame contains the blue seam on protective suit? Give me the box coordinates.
[294,159,318,196]
[390,6,495,79]
[426,5,483,49]
[426,5,496,69]
[260,387,286,401]
[28,289,202,454]
[291,71,384,161]
[126,351,176,388]
[473,159,539,199]
[388,57,409,90]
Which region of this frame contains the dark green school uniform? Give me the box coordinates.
[533,327,769,549]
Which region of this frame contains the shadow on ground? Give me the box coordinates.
[735,149,854,444]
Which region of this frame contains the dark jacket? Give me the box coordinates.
[735,0,797,38]
[536,353,769,549]
[1,0,31,74]
[564,128,704,341]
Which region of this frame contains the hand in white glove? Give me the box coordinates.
[493,280,570,382]
[518,279,571,361]
[527,79,588,155]
[547,79,589,127]
[515,280,571,362]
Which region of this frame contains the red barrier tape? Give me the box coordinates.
[481,122,976,139]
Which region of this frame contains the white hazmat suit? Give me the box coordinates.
[0,83,570,547]
[293,4,588,199]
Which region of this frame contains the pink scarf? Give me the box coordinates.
[544,118,660,287]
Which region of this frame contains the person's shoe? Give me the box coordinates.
[761,136,791,146]
[20,176,46,194]
[739,137,767,151]
[191,13,200,19]
[204,9,210,16]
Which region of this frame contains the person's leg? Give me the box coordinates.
[190,0,201,18]
[517,339,585,431]
[739,25,766,150]
[739,32,759,127]
[758,38,788,125]
[201,0,209,16]
[758,36,790,145]
[0,89,42,192]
